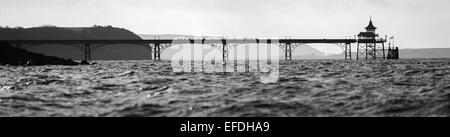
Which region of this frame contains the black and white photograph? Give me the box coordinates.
[0,0,449,136]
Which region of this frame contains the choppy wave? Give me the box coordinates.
[0,59,449,117]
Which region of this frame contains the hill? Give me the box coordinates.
[0,26,150,60]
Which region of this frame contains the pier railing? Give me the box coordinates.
[357,38,387,43]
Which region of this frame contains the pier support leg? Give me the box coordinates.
[365,43,368,60]
[257,43,260,72]
[382,42,386,60]
[267,41,272,66]
[190,43,194,72]
[282,43,293,61]
[284,44,288,61]
[234,45,238,72]
[289,43,292,61]
[153,44,157,60]
[348,43,352,60]
[84,43,91,61]
[158,44,161,61]
[373,43,377,59]
[201,44,204,72]
[153,43,161,61]
[344,44,348,60]
[245,44,249,72]
[222,43,227,73]
[345,44,348,60]
[149,44,153,60]
[356,43,359,60]
[344,43,352,60]
[349,43,352,60]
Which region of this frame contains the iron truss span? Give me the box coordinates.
[1,38,387,61]
[3,39,358,44]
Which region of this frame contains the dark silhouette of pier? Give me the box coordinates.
[5,38,358,61]
[1,19,398,61]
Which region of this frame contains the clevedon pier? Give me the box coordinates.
[3,19,398,61]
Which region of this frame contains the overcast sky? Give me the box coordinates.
[1,0,450,49]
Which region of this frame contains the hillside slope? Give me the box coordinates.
[0,26,150,60]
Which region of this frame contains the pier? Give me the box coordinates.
[1,19,397,61]
[5,38,358,61]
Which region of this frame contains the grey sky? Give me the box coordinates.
[1,0,450,49]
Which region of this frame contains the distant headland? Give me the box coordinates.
[0,25,141,40]
[0,25,153,60]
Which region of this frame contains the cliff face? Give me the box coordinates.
[0,26,151,60]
